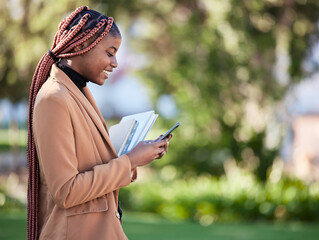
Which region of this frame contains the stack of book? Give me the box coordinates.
[109,110,158,156]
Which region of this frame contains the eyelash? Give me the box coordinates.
[107,52,114,57]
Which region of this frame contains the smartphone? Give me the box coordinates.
[156,122,180,142]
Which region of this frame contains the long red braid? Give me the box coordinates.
[27,6,115,240]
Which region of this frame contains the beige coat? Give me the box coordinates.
[33,64,137,240]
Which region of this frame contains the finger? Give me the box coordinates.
[154,151,162,159]
[156,147,166,156]
[162,141,168,152]
[156,145,165,153]
[160,150,167,158]
[159,142,169,149]
[154,135,163,142]
[156,151,166,159]
[155,139,169,148]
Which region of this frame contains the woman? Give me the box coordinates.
[28,6,170,240]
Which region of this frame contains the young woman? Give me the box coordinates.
[27,6,171,240]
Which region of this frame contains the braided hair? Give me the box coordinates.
[27,6,120,240]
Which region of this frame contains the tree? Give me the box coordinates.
[0,0,90,171]
[0,0,93,102]
[2,0,319,179]
[94,0,319,180]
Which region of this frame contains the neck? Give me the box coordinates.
[59,58,76,70]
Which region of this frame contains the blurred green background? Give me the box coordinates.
[2,0,319,239]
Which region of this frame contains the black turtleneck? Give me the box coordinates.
[56,62,88,96]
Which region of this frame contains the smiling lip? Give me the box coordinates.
[103,70,112,78]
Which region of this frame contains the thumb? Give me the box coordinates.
[155,135,163,142]
[155,139,168,148]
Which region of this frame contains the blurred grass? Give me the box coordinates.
[0,211,27,240]
[1,210,319,240]
[124,213,319,240]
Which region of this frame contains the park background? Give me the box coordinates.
[1,0,319,239]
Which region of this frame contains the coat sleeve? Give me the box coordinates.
[33,92,133,209]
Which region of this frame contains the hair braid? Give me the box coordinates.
[59,18,113,57]
[55,6,88,45]
[66,29,90,47]
[27,6,117,240]
[54,14,91,53]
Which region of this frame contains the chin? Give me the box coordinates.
[92,79,105,86]
[99,79,107,85]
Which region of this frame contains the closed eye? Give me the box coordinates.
[107,52,114,57]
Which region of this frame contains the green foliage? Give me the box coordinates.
[2,0,319,183]
[94,0,319,180]
[0,0,92,102]
[0,186,25,212]
[0,174,26,212]
[120,167,319,223]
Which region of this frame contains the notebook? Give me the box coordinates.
[109,110,158,155]
[109,119,138,156]
[120,110,158,152]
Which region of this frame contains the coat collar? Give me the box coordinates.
[49,64,118,157]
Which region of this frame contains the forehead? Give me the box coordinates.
[99,35,122,50]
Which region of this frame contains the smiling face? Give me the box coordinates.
[64,34,122,85]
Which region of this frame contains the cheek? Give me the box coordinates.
[81,53,110,80]
[88,61,104,75]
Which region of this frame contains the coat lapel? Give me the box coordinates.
[49,64,118,157]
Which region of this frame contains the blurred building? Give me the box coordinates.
[291,116,319,182]
[280,73,319,182]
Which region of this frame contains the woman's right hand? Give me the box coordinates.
[126,139,169,170]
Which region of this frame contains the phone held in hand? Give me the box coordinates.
[156,122,180,142]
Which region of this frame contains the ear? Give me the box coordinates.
[73,41,91,52]
[73,45,83,52]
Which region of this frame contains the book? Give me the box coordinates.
[121,121,139,155]
[109,119,138,156]
[109,110,158,156]
[120,110,158,152]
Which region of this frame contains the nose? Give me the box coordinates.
[111,56,118,68]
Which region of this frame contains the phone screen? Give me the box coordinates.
[156,122,180,142]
